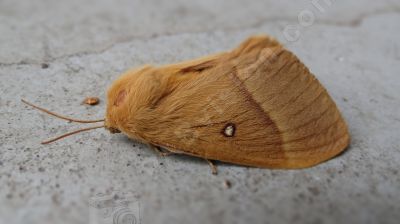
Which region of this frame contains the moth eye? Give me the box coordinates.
[114,89,127,107]
[222,123,236,137]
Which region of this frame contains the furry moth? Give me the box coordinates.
[23,35,350,170]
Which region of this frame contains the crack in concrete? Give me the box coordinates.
[0,7,399,67]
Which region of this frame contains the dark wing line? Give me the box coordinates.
[229,70,280,132]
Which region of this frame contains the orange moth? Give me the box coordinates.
[23,35,350,171]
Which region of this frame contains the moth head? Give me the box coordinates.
[104,65,167,137]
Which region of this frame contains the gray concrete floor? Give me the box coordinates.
[1,1,400,224]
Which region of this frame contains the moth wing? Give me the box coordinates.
[142,36,349,168]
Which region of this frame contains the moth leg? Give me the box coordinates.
[205,159,218,175]
[148,144,173,157]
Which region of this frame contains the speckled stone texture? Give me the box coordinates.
[1,1,399,224]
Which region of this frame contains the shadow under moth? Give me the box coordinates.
[23,35,350,173]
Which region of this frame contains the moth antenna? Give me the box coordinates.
[41,125,104,144]
[21,99,104,123]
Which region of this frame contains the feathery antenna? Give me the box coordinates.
[41,125,104,144]
[21,99,104,123]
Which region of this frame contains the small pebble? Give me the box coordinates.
[223,180,232,189]
[82,97,100,106]
[41,63,49,69]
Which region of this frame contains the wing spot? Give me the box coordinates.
[222,123,236,137]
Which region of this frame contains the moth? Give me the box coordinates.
[23,35,350,172]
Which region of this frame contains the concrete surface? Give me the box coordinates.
[1,0,400,224]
